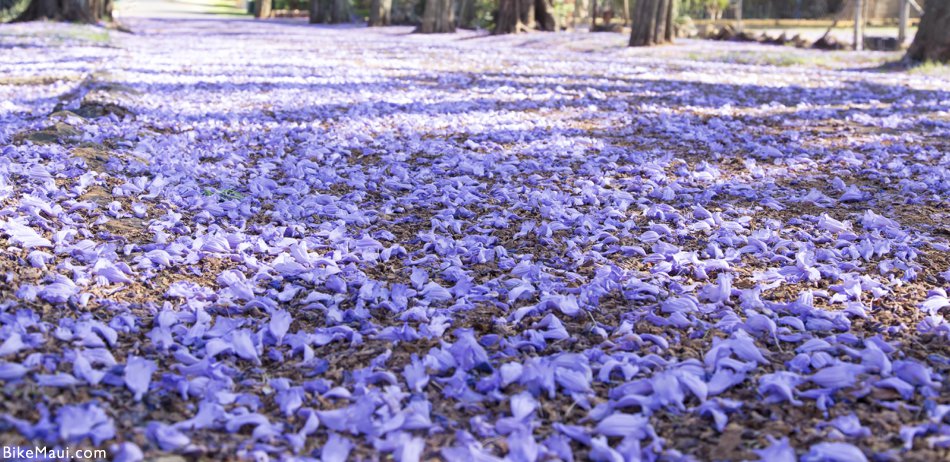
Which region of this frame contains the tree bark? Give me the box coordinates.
[369,0,391,26]
[255,0,271,18]
[629,0,674,46]
[457,0,476,29]
[534,0,557,31]
[495,0,524,34]
[310,0,350,23]
[15,0,109,22]
[906,0,950,62]
[661,0,674,43]
[309,0,319,23]
[519,0,535,30]
[735,0,742,31]
[589,0,596,29]
[898,0,909,45]
[494,0,556,34]
[457,0,474,28]
[418,0,454,33]
[853,0,863,51]
[653,0,668,43]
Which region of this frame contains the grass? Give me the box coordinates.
[715,51,812,67]
[165,0,250,16]
[0,0,28,22]
[683,48,903,69]
[60,26,111,43]
[907,60,950,77]
[692,18,919,28]
[0,22,112,45]
[864,57,950,78]
[110,0,251,18]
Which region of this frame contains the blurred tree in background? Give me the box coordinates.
[495,0,558,33]
[5,0,111,22]
[906,0,948,62]
[309,0,351,23]
[629,0,674,45]
[680,0,727,20]
[369,0,392,25]
[418,0,454,31]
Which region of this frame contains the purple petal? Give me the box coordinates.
[0,362,28,381]
[803,442,867,462]
[112,442,144,462]
[595,413,650,438]
[57,403,115,445]
[0,333,26,357]
[269,309,292,344]
[754,436,796,462]
[809,364,860,389]
[230,329,261,365]
[35,372,80,387]
[1,219,52,248]
[147,422,190,451]
[38,281,79,304]
[404,354,429,393]
[322,433,354,462]
[124,355,157,401]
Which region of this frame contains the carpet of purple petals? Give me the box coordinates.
[1,18,949,462]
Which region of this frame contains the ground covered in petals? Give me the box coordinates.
[1,18,949,462]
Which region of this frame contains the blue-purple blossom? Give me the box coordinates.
[56,403,115,445]
[124,355,157,401]
[0,362,28,381]
[147,422,190,451]
[322,433,354,462]
[594,413,650,439]
[803,442,868,462]
[112,442,144,462]
[754,436,796,462]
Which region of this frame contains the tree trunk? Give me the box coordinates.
[15,0,110,22]
[330,0,350,23]
[494,0,555,33]
[535,0,556,31]
[589,0,596,29]
[255,0,271,18]
[629,0,674,46]
[906,0,950,62]
[310,0,350,23]
[735,0,742,31]
[418,0,455,33]
[898,0,909,45]
[655,0,673,43]
[457,0,476,29]
[495,0,524,34]
[309,0,319,23]
[853,0,863,51]
[368,0,391,26]
[519,0,535,30]
[102,0,112,21]
[665,0,676,42]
